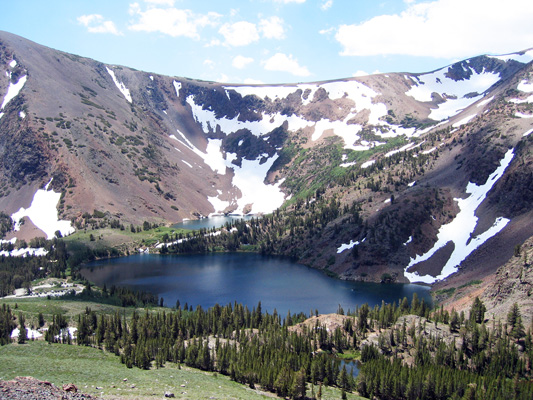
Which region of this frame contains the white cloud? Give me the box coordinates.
[263,53,311,77]
[219,21,260,46]
[78,14,121,35]
[353,70,381,77]
[319,27,335,35]
[205,38,222,47]
[232,55,254,69]
[321,0,333,10]
[259,16,285,39]
[216,73,229,83]
[335,0,533,59]
[128,4,221,39]
[204,59,215,68]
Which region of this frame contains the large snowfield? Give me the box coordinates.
[11,179,75,240]
[403,148,515,283]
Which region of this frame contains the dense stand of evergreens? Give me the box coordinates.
[0,238,68,296]
[357,299,533,400]
[3,288,533,399]
[161,193,360,261]
[62,283,160,308]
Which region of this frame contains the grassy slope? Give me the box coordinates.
[0,341,273,400]
[63,225,189,250]
[0,298,367,400]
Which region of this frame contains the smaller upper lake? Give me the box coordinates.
[82,253,431,317]
[172,216,256,231]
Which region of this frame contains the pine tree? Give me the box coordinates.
[17,312,27,344]
[469,297,486,324]
[450,309,460,332]
[508,303,525,341]
[291,368,307,400]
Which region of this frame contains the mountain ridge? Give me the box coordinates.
[1,30,532,285]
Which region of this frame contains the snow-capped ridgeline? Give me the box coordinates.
[187,79,422,154]
[106,67,132,103]
[404,148,516,284]
[488,49,533,64]
[406,65,501,121]
[11,179,75,240]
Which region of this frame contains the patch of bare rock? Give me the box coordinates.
[0,377,99,400]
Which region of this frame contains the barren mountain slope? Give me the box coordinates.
[1,30,532,284]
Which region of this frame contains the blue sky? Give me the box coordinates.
[2,0,533,84]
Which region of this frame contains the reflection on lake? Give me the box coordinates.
[172,216,256,231]
[82,253,431,318]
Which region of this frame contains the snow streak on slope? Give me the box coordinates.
[106,67,132,103]
[406,66,500,121]
[173,81,182,97]
[0,74,27,119]
[404,149,515,283]
[170,132,286,215]
[11,179,75,239]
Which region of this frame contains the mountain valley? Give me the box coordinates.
[0,30,532,287]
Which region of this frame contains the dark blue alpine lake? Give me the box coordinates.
[82,252,431,317]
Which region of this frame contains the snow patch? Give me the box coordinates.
[9,59,17,68]
[340,161,357,168]
[361,160,375,169]
[11,179,75,239]
[406,67,500,121]
[0,75,27,111]
[523,129,533,137]
[0,247,48,257]
[337,240,360,253]
[229,156,286,215]
[385,142,416,157]
[515,112,533,119]
[404,148,515,283]
[106,67,132,103]
[173,80,182,97]
[452,114,477,128]
[517,80,533,93]
[477,96,494,107]
[11,327,42,339]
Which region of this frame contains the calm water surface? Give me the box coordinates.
[82,253,431,317]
